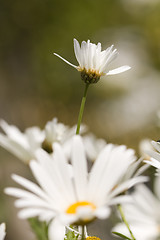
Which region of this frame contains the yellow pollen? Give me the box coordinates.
[86,236,101,240]
[66,201,96,214]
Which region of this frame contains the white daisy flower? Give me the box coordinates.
[54,39,131,84]
[0,223,6,240]
[5,136,147,240]
[42,118,87,154]
[0,119,44,164]
[112,176,160,240]
[0,118,86,163]
[144,140,160,170]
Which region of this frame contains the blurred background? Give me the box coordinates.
[1,0,160,239]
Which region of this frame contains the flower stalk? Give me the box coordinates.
[118,204,136,240]
[76,83,90,135]
[81,225,85,240]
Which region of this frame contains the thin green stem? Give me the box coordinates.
[76,83,90,135]
[81,225,85,240]
[118,204,136,240]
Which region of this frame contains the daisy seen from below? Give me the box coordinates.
[112,175,160,240]
[0,223,6,240]
[5,135,147,240]
[54,39,131,84]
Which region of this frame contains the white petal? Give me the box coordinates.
[106,65,131,75]
[18,208,49,219]
[73,38,81,65]
[0,223,6,240]
[94,207,110,219]
[0,134,31,163]
[30,161,65,208]
[88,144,113,202]
[112,223,158,240]
[144,158,160,169]
[71,135,88,201]
[53,53,78,69]
[109,195,133,205]
[109,176,148,200]
[152,141,160,152]
[53,143,76,203]
[11,174,50,201]
[48,219,65,240]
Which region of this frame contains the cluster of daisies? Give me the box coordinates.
[1,39,160,240]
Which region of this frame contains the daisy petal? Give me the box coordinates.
[48,219,65,240]
[106,65,131,75]
[53,53,77,69]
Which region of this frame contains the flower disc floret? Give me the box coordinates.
[86,237,101,240]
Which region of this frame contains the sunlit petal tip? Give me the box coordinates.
[73,38,79,46]
[11,173,18,180]
[106,65,131,75]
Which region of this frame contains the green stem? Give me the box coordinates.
[118,204,136,240]
[81,225,85,240]
[76,83,90,135]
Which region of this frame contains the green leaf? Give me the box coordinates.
[28,217,49,240]
[112,231,132,240]
[65,228,79,240]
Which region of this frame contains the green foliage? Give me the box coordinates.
[65,228,79,240]
[112,231,132,240]
[28,217,48,240]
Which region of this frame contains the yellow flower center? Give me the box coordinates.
[66,201,96,214]
[86,237,101,240]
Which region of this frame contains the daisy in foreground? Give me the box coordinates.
[54,39,131,84]
[112,176,160,240]
[5,136,147,240]
[0,223,6,240]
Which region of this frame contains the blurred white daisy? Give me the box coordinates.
[42,118,87,154]
[0,119,44,164]
[54,39,131,84]
[5,136,147,240]
[112,176,160,240]
[0,118,86,163]
[0,223,6,240]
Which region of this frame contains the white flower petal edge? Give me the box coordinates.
[0,119,44,163]
[106,66,131,75]
[48,219,65,240]
[5,135,146,240]
[53,53,77,69]
[0,223,6,240]
[54,39,131,82]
